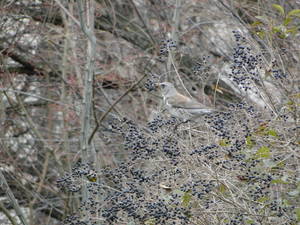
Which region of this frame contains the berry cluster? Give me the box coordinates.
[144,73,160,91]
[147,115,181,133]
[57,162,97,193]
[192,55,211,81]
[229,31,263,91]
[159,39,177,61]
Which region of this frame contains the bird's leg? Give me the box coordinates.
[173,119,190,131]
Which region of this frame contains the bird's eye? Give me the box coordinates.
[161,84,166,88]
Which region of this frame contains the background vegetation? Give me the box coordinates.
[0,0,299,224]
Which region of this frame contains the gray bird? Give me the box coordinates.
[159,82,216,119]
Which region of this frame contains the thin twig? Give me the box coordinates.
[0,201,18,225]
[88,73,148,144]
[0,171,29,225]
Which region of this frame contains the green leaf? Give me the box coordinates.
[272,26,281,33]
[295,208,300,222]
[271,179,289,184]
[256,31,266,39]
[278,33,288,39]
[257,196,269,203]
[182,191,192,207]
[251,21,263,26]
[246,136,254,148]
[272,4,285,16]
[217,183,228,194]
[287,9,300,17]
[144,218,156,225]
[219,139,231,147]
[283,17,292,26]
[291,93,300,98]
[255,146,271,159]
[267,129,278,137]
[286,27,298,35]
[269,161,285,172]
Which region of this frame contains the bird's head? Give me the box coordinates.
[159,82,177,97]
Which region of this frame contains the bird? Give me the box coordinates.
[158,82,216,120]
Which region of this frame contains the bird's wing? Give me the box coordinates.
[167,94,206,109]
